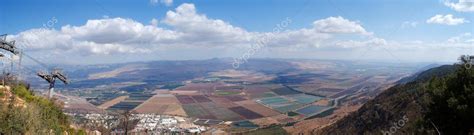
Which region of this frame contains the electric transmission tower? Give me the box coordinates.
[37,69,69,98]
[1,34,70,98]
[0,34,19,55]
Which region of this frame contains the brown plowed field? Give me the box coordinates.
[133,94,186,116]
[235,100,280,117]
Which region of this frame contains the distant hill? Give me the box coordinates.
[318,64,474,134]
[396,64,453,84]
[48,58,298,91]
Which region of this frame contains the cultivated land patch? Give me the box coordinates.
[273,102,304,113]
[257,96,291,106]
[97,95,128,109]
[295,105,330,116]
[182,103,216,119]
[107,93,154,111]
[176,95,196,104]
[229,106,263,119]
[223,95,247,102]
[200,102,243,121]
[235,100,280,117]
[214,90,241,96]
[272,86,301,95]
[182,102,243,121]
[255,93,323,113]
[175,82,224,91]
[108,101,142,111]
[133,94,186,116]
[287,94,323,104]
[208,96,240,108]
[191,95,212,103]
[248,92,278,99]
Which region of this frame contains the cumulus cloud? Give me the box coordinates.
[313,16,371,35]
[162,3,254,46]
[12,18,168,55]
[444,0,474,12]
[426,14,469,25]
[10,3,379,64]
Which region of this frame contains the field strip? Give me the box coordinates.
[97,96,129,109]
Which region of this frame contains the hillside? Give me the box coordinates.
[318,64,474,134]
[0,82,83,134]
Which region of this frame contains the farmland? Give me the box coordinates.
[57,59,422,132]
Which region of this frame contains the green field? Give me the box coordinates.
[214,90,241,96]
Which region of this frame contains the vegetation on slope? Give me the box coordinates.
[0,82,82,134]
[319,63,474,134]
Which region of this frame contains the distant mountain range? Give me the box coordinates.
[26,58,429,91]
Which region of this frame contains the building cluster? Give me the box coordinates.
[131,114,207,134]
[67,113,208,134]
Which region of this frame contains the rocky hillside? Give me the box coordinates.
[319,64,474,134]
[0,81,84,134]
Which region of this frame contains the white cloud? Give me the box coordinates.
[162,3,254,46]
[150,0,173,6]
[11,3,381,64]
[426,14,469,25]
[333,38,387,48]
[313,16,371,35]
[162,0,173,6]
[447,32,472,43]
[444,0,474,12]
[150,18,159,26]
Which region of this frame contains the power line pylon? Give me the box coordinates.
[0,34,22,77]
[0,34,19,55]
[37,69,69,98]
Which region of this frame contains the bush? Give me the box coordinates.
[0,84,76,134]
[423,65,474,134]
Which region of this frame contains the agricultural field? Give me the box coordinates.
[228,106,263,119]
[295,105,331,116]
[97,96,128,109]
[133,93,186,116]
[272,86,301,95]
[235,100,280,117]
[107,92,154,111]
[182,102,243,121]
[67,59,421,130]
[176,95,196,104]
[214,90,241,96]
[191,95,212,103]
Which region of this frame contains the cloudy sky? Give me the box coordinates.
[1,0,473,65]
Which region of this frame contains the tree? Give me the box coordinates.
[423,59,474,134]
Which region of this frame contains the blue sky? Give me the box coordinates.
[1,0,473,64]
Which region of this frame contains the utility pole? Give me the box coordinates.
[0,34,19,55]
[0,34,20,78]
[1,53,4,86]
[37,69,68,98]
[1,34,70,96]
